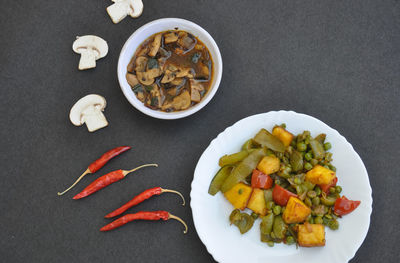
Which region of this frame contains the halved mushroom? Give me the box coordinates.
[161,70,176,83]
[148,34,162,57]
[164,32,178,44]
[147,68,162,79]
[169,90,191,110]
[72,36,108,70]
[176,67,194,78]
[126,73,139,87]
[137,71,155,85]
[136,46,149,57]
[171,78,184,86]
[69,94,108,132]
[190,80,204,103]
[106,0,144,24]
[135,56,148,72]
[196,64,210,80]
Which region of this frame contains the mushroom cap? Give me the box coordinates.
[128,0,143,18]
[72,35,108,59]
[69,94,107,126]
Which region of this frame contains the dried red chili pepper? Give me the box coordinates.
[73,164,158,199]
[58,146,131,196]
[100,211,188,233]
[105,187,185,218]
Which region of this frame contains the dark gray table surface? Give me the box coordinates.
[1,0,399,262]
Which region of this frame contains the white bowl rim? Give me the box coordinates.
[118,17,223,120]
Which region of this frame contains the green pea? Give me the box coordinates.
[297,142,307,152]
[335,186,342,193]
[304,152,313,161]
[329,165,337,172]
[267,241,275,247]
[328,219,339,230]
[314,186,322,196]
[286,236,295,245]
[303,181,315,191]
[304,197,312,207]
[329,187,336,194]
[307,217,314,224]
[314,216,323,224]
[312,196,320,205]
[304,162,313,170]
[294,177,302,185]
[266,201,275,210]
[307,190,317,198]
[273,205,282,215]
[280,123,286,129]
[310,159,318,166]
[324,142,332,150]
[325,214,332,219]
[281,207,286,214]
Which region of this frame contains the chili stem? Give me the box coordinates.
[122,164,159,176]
[161,188,186,206]
[57,168,90,196]
[168,213,188,234]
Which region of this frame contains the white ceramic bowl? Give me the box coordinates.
[191,111,372,263]
[118,18,223,119]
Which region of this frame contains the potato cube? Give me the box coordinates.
[224,183,253,210]
[305,165,336,185]
[282,197,311,224]
[257,156,280,175]
[297,223,326,247]
[272,126,294,147]
[247,188,268,216]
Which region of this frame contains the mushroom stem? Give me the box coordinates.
[107,2,129,24]
[81,105,108,132]
[122,163,158,176]
[57,168,91,196]
[161,188,186,206]
[168,213,188,234]
[78,48,98,70]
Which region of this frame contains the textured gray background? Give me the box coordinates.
[0,0,399,262]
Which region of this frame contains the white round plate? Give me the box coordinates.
[190,111,372,263]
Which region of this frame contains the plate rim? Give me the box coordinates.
[190,110,373,263]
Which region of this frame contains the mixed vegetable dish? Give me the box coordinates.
[126,30,213,112]
[208,124,361,247]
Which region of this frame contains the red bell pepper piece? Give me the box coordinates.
[334,196,361,216]
[272,184,298,206]
[319,177,338,194]
[251,170,273,189]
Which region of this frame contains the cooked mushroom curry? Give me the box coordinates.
[126,30,213,112]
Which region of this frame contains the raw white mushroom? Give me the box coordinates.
[72,36,108,70]
[106,0,144,24]
[69,94,108,132]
